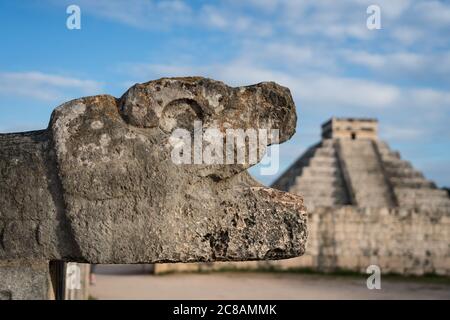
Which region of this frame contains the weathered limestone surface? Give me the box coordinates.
[155,206,450,276]
[0,260,52,300]
[0,77,307,298]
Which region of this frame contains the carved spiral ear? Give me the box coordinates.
[159,98,204,133]
[119,84,160,128]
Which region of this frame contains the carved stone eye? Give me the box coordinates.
[120,85,159,128]
[160,98,204,133]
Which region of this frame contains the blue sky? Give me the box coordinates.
[0,0,449,187]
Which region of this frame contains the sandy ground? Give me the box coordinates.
[89,265,450,300]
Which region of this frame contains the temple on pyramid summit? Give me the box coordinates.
[272,117,450,211]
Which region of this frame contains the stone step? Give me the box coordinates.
[385,166,424,178]
[375,141,402,157]
[378,150,401,158]
[303,197,347,207]
[394,190,450,208]
[343,163,383,170]
[296,187,348,199]
[383,159,413,169]
[337,139,394,207]
[390,177,434,188]
[301,166,341,177]
[308,156,338,166]
[295,175,344,185]
[320,139,335,147]
[313,147,336,157]
[394,188,448,198]
[340,150,377,157]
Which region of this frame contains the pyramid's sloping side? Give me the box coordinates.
[375,140,450,211]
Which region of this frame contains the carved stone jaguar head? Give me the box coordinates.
[1,77,307,264]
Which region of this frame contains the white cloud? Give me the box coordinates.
[237,42,338,72]
[341,50,450,83]
[49,0,450,47]
[342,50,386,68]
[381,125,423,141]
[0,71,102,101]
[200,5,273,36]
[414,0,450,27]
[120,58,450,112]
[391,27,423,46]
[202,5,228,29]
[408,88,450,108]
[295,75,400,109]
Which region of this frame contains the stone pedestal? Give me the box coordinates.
[0,260,53,300]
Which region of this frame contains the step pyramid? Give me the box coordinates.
[272,118,450,211]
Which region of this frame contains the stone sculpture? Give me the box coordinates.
[0,77,307,299]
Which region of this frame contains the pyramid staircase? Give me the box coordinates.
[273,133,450,211]
[336,139,395,207]
[272,139,350,209]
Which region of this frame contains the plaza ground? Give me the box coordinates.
[89,265,450,300]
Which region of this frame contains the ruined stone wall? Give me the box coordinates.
[271,206,450,276]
